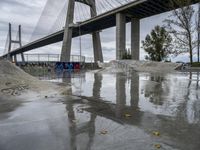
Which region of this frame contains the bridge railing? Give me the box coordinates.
[17,54,85,63]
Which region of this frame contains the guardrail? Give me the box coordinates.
[17,54,86,63]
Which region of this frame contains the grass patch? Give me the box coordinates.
[191,62,200,67]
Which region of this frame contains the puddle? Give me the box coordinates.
[0,70,200,150]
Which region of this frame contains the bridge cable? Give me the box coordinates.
[54,2,68,32]
[85,4,90,20]
[76,3,82,22]
[80,3,89,21]
[96,1,105,14]
[95,1,102,15]
[29,0,50,42]
[78,2,83,21]
[103,0,114,9]
[115,0,123,5]
[74,3,79,22]
[109,0,120,7]
[98,0,109,12]
[56,6,65,31]
[30,0,66,42]
[77,3,84,21]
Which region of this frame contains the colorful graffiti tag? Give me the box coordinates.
[55,62,81,71]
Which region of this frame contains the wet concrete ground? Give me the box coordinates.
[0,70,200,150]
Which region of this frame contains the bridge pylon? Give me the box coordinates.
[116,13,140,60]
[61,0,103,63]
[7,23,25,63]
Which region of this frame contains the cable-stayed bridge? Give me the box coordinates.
[1,0,199,63]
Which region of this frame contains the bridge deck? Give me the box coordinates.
[2,0,199,57]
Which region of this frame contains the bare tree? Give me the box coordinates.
[164,0,196,64]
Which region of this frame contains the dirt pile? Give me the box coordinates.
[0,60,68,97]
[98,60,181,73]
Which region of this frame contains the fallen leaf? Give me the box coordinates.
[154,144,161,149]
[125,113,132,118]
[99,129,108,135]
[153,131,160,136]
[72,119,79,123]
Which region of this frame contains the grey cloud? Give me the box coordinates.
[1,0,198,62]
[0,0,44,9]
[102,47,115,52]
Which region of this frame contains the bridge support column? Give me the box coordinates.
[7,23,12,61]
[131,18,140,60]
[90,1,103,63]
[61,0,75,62]
[18,25,25,64]
[116,13,126,60]
[14,55,17,63]
[92,32,103,63]
[21,53,25,63]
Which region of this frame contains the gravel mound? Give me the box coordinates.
[98,60,181,73]
[0,60,68,97]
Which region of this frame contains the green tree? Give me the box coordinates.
[122,48,132,59]
[142,26,173,62]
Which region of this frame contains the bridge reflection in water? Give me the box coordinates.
[38,70,200,150]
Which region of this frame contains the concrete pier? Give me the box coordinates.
[92,32,103,62]
[61,0,103,62]
[60,0,75,62]
[90,1,103,63]
[14,55,17,63]
[18,25,25,63]
[131,18,140,60]
[7,23,12,61]
[116,13,126,60]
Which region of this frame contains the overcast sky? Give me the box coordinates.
[0,0,198,62]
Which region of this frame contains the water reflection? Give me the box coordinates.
[130,72,139,109]
[67,71,200,123]
[66,101,77,150]
[116,73,126,117]
[62,71,200,149]
[93,73,102,99]
[27,69,200,125]
[65,98,97,150]
[142,76,165,105]
[25,70,200,149]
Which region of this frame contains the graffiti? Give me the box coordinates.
[55,62,81,72]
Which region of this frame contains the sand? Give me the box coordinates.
[0,60,69,98]
[97,60,181,73]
